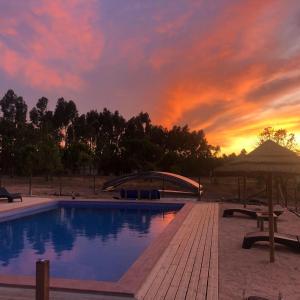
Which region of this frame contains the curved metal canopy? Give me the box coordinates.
[102,171,202,195]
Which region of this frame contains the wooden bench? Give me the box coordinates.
[242,232,300,250]
[223,208,257,218]
[223,207,284,219]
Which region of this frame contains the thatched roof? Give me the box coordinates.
[216,140,300,175]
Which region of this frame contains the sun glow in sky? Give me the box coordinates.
[1,0,300,154]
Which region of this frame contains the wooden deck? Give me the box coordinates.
[136,202,219,300]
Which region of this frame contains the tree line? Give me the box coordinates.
[0,89,240,178]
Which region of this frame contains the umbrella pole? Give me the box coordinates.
[243,176,246,208]
[276,177,280,205]
[237,176,241,201]
[294,177,298,212]
[268,173,275,263]
[296,181,299,212]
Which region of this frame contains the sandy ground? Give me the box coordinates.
[219,203,300,300]
[2,198,298,300]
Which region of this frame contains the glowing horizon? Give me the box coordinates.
[1,0,300,154]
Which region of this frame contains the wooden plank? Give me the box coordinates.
[145,208,200,300]
[165,206,207,299]
[185,204,213,300]
[137,203,219,300]
[163,205,207,300]
[207,205,217,297]
[138,207,198,299]
[173,204,212,300]
[206,204,219,300]
[196,204,215,300]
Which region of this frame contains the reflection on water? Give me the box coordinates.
[0,206,177,281]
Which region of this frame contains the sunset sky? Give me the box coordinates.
[1,0,300,153]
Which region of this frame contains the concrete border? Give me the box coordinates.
[0,199,194,297]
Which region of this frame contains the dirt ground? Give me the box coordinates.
[2,174,299,212]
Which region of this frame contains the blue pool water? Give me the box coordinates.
[0,202,181,281]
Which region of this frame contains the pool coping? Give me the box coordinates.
[0,199,194,298]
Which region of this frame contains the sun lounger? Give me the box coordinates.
[120,189,126,199]
[223,207,284,218]
[125,190,138,199]
[140,190,151,199]
[119,189,160,200]
[0,187,22,203]
[242,231,300,250]
[223,208,257,218]
[150,189,160,200]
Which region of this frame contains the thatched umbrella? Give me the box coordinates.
[217,140,300,262]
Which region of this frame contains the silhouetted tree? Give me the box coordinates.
[62,142,93,174]
[0,89,27,126]
[258,127,297,150]
[54,98,78,145]
[0,89,224,177]
[36,137,62,179]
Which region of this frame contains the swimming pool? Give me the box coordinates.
[0,201,182,282]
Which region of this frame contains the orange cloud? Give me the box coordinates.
[145,0,300,153]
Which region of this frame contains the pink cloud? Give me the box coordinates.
[0,0,103,90]
[1,0,300,153]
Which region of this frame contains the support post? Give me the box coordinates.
[237,176,241,201]
[36,259,49,300]
[93,175,96,195]
[276,177,279,205]
[268,173,275,263]
[243,175,247,208]
[29,174,32,196]
[284,179,288,207]
[265,180,268,202]
[59,176,62,197]
[278,181,285,207]
[295,177,298,212]
[198,176,201,201]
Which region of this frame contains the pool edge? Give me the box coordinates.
[0,199,194,297]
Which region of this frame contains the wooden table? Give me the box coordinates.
[256,212,278,232]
